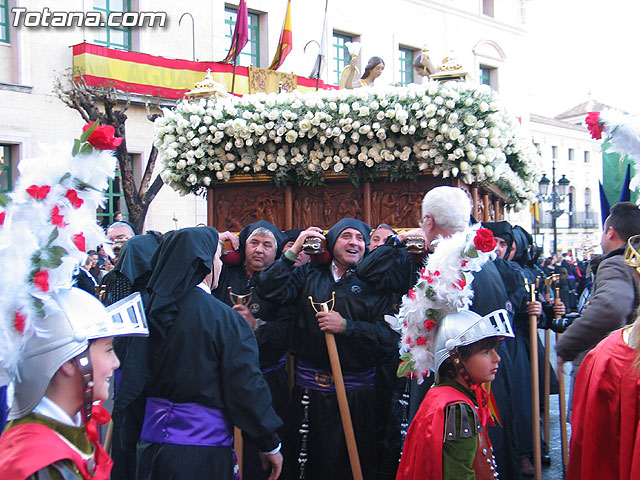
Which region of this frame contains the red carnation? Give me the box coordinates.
[14,312,26,332]
[408,289,417,300]
[474,228,496,253]
[585,111,603,140]
[0,211,5,227]
[73,233,86,252]
[453,277,467,290]
[26,185,51,201]
[416,337,427,346]
[51,206,66,228]
[82,122,123,150]
[34,270,49,292]
[423,319,437,332]
[65,189,84,209]
[422,269,440,283]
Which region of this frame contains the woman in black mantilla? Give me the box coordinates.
[135,227,283,480]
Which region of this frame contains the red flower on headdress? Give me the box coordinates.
[474,228,497,252]
[26,185,51,200]
[34,270,49,292]
[461,259,468,267]
[417,337,427,346]
[73,233,86,252]
[408,289,417,300]
[51,206,66,228]
[0,211,5,227]
[14,312,26,332]
[83,122,123,150]
[585,111,603,140]
[453,277,467,290]
[65,189,84,209]
[423,319,437,332]
[421,269,440,283]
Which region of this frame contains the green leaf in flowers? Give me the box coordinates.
[466,247,479,258]
[72,139,81,157]
[46,228,58,247]
[79,143,94,156]
[58,173,72,184]
[74,180,100,192]
[399,352,413,362]
[0,193,10,208]
[397,359,415,378]
[79,121,99,144]
[39,246,68,269]
[32,297,45,318]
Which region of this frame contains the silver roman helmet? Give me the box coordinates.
[9,289,148,420]
[434,308,513,379]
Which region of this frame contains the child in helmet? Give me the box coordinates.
[397,309,514,480]
[0,123,147,479]
[0,289,148,480]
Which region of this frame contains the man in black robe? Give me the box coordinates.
[215,220,292,480]
[356,187,522,480]
[257,218,398,480]
[135,227,283,480]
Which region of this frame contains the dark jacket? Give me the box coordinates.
[556,247,640,362]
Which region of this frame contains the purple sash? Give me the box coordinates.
[295,361,375,392]
[261,355,286,375]
[140,397,233,447]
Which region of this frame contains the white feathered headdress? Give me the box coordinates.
[395,224,497,383]
[0,123,118,386]
[586,110,640,190]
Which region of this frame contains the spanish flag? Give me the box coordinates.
[269,0,292,70]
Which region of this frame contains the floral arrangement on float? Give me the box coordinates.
[0,123,118,384]
[154,81,540,210]
[393,226,497,382]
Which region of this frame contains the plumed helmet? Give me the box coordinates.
[434,308,513,378]
[9,288,148,420]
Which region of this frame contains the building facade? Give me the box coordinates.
[1,0,532,233]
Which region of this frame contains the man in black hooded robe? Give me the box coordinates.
[135,227,283,480]
[215,220,293,480]
[257,218,398,480]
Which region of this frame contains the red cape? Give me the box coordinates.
[567,329,640,480]
[0,422,112,479]
[396,385,476,480]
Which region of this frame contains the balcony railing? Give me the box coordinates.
[536,210,599,229]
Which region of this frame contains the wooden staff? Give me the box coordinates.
[543,277,552,455]
[309,293,363,480]
[103,419,114,453]
[553,275,570,472]
[234,427,243,477]
[525,278,542,480]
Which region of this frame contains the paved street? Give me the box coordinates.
[541,332,572,480]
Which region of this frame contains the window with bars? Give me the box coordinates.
[584,151,590,163]
[224,7,260,67]
[0,145,12,193]
[398,47,414,86]
[332,32,352,86]
[96,155,133,227]
[94,0,131,51]
[0,0,9,44]
[568,148,574,161]
[479,65,496,88]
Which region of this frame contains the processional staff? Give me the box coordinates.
[309,292,363,480]
[524,277,542,480]
[551,274,570,472]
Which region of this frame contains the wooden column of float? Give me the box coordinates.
[206,171,507,230]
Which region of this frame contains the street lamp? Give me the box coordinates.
[537,160,570,254]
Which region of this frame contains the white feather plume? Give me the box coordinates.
[598,110,640,191]
[396,224,496,383]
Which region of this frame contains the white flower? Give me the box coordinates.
[267,163,278,171]
[187,173,198,184]
[479,101,489,112]
[285,130,299,143]
[339,103,350,115]
[334,163,344,172]
[359,106,370,116]
[365,159,374,167]
[176,160,187,170]
[448,113,459,124]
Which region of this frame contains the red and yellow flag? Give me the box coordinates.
[269,0,292,70]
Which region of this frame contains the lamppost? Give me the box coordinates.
[538,159,570,254]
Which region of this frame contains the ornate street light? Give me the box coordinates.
[538,164,570,253]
